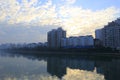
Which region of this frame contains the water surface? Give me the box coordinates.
[0,51,119,80]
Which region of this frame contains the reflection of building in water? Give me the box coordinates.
[67,59,94,71]
[47,56,120,80]
[47,57,67,78]
[47,57,95,78]
[95,59,120,80]
[111,60,120,80]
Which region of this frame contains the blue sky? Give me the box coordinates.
[15,0,120,10]
[74,0,120,10]
[0,0,120,44]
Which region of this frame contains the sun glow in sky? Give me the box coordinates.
[0,0,120,43]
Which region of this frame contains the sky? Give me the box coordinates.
[0,0,120,44]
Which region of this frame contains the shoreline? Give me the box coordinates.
[1,49,120,58]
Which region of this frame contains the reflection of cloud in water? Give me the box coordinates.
[3,68,105,80]
[3,75,60,80]
[63,68,105,80]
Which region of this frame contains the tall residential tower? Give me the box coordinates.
[47,27,66,48]
[95,18,120,48]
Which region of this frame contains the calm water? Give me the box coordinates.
[0,51,120,80]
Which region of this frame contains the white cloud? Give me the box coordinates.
[61,0,76,4]
[0,0,59,25]
[58,6,120,37]
[0,0,120,42]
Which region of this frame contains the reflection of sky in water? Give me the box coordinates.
[0,67,105,80]
[63,68,105,80]
[0,55,48,79]
[0,52,105,80]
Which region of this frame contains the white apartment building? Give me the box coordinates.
[61,35,94,48]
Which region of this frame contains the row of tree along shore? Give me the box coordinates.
[2,46,119,53]
[0,47,119,58]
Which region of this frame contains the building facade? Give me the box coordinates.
[47,27,66,48]
[102,22,120,48]
[95,29,103,41]
[95,18,120,48]
[61,35,94,48]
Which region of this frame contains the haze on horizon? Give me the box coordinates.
[0,0,120,44]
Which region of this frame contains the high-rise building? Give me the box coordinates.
[95,18,120,48]
[95,29,103,47]
[56,28,66,47]
[47,27,66,48]
[95,29,103,41]
[47,29,57,48]
[102,21,120,48]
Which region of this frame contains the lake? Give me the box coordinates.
[0,51,120,80]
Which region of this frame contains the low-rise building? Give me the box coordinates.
[61,35,94,48]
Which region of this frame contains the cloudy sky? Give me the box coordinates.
[0,0,120,44]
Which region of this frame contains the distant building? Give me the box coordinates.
[61,38,68,47]
[95,29,103,46]
[67,37,79,47]
[47,29,57,48]
[94,39,103,47]
[95,18,120,48]
[56,28,66,47]
[78,36,86,46]
[115,18,120,25]
[47,27,94,49]
[102,21,120,48]
[95,29,103,41]
[84,35,94,46]
[47,27,66,48]
[61,35,94,48]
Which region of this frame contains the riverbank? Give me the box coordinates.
[1,48,120,58]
